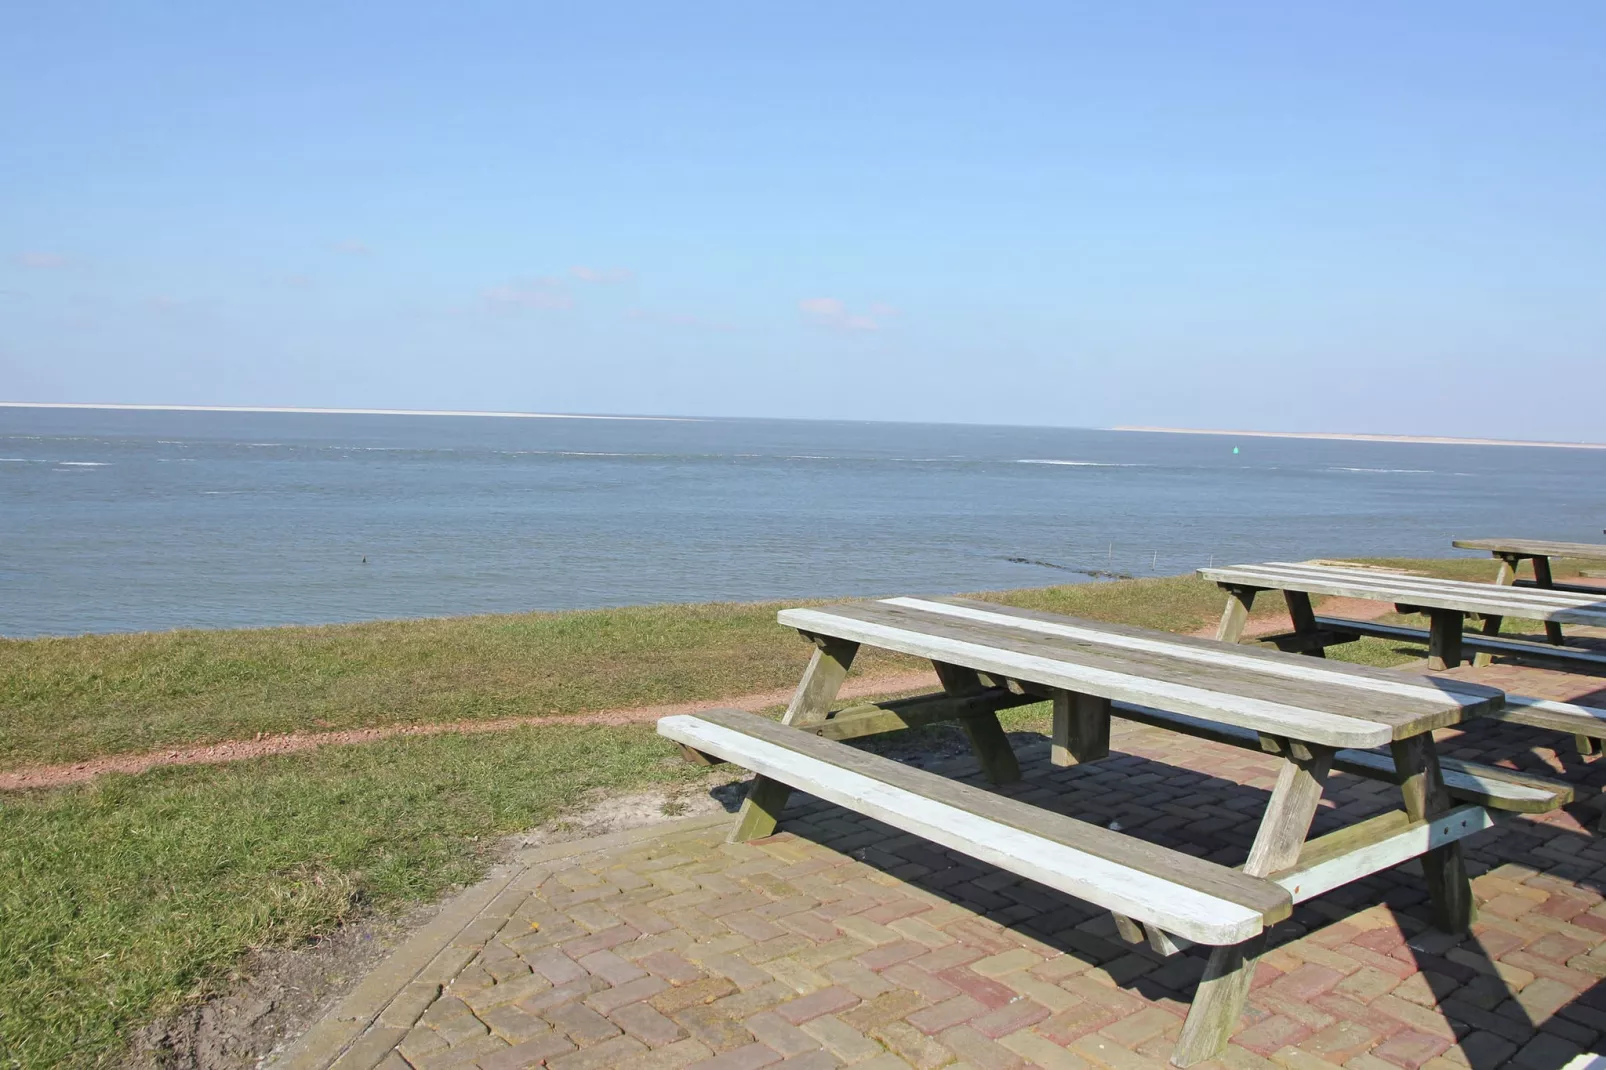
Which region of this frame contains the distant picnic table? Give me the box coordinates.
[1200,560,1606,671]
[658,596,1570,1065]
[1453,539,1606,644]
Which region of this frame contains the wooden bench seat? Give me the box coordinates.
[1310,616,1606,670]
[1110,702,1573,813]
[658,707,1293,946]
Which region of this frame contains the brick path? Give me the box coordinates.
[278,654,1606,1070]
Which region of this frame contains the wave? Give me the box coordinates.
[1328,467,1433,474]
[56,461,109,467]
[1017,459,1142,467]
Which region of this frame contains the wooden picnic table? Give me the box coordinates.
[658,595,1554,1065]
[1454,539,1606,643]
[1200,561,1606,671]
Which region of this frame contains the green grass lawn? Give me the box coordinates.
[0,555,1579,1068]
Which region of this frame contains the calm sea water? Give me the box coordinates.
[3,408,1603,637]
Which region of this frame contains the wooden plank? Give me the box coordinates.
[1271,805,1494,904]
[801,689,1039,742]
[730,636,857,843]
[1202,563,1606,621]
[891,597,1502,717]
[1311,616,1606,670]
[785,600,1498,746]
[1392,735,1474,933]
[1483,694,1606,740]
[1053,690,1112,766]
[658,709,1290,945]
[1109,701,1572,813]
[1454,538,1606,560]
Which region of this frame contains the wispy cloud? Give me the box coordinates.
[333,240,371,255]
[484,278,574,311]
[627,308,734,332]
[14,251,69,269]
[800,297,896,333]
[571,266,634,284]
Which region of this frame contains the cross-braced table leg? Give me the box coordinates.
[1391,735,1475,932]
[1172,740,1334,1066]
[729,635,859,843]
[934,661,1021,784]
[1215,586,1259,643]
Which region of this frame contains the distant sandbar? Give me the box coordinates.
[1112,426,1606,450]
[0,402,695,422]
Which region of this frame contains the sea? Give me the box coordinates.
[3,407,1603,638]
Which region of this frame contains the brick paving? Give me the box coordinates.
[279,654,1606,1070]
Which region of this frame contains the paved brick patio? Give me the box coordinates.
[279,654,1606,1070]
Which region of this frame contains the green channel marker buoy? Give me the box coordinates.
[1233,447,1239,454]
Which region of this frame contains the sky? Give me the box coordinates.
[3,3,1604,438]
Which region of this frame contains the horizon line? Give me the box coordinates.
[0,402,699,422]
[1112,426,1606,450]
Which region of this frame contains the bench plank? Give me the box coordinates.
[658,708,1291,945]
[1485,695,1606,739]
[1310,616,1606,670]
[782,600,1495,748]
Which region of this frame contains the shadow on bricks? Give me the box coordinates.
[756,716,1606,1070]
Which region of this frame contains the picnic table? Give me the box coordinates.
[657,596,1569,1065]
[1453,539,1606,644]
[1200,561,1606,671]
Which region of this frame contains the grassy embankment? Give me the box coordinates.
[0,556,1574,1066]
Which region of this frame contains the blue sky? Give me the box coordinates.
[4,2,1603,437]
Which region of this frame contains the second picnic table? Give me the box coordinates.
[657,596,1572,1065]
[1200,560,1606,670]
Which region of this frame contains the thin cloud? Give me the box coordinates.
[333,240,372,255]
[800,297,896,333]
[627,307,734,332]
[484,278,574,311]
[571,266,634,284]
[15,251,69,269]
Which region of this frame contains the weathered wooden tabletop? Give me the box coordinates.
[779,595,1504,749]
[1454,537,1606,561]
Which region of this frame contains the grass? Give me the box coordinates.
[0,554,1586,1067]
[3,558,1537,771]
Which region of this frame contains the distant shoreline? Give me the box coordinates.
[0,402,695,422]
[1112,426,1606,450]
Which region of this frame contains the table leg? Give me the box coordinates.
[1473,614,1504,669]
[1391,735,1474,932]
[1215,586,1258,643]
[1492,553,1524,587]
[1426,610,1464,670]
[729,635,859,843]
[1173,741,1333,1066]
[1052,690,1111,766]
[935,661,1021,784]
[1531,557,1567,645]
[1283,590,1327,658]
